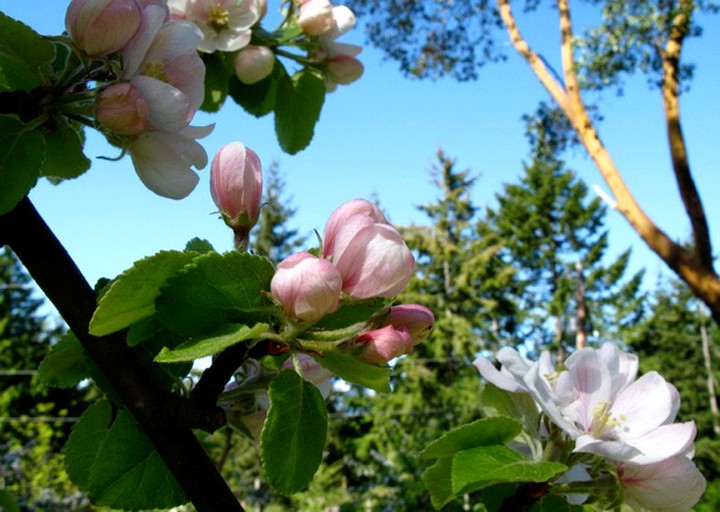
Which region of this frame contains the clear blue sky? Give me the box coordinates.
[2,1,719,291]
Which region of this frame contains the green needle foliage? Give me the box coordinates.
[0,248,89,510]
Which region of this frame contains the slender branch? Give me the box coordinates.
[0,197,244,512]
[660,0,713,269]
[495,0,720,324]
[496,0,569,111]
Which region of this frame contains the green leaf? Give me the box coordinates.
[37,332,87,388]
[200,52,230,112]
[91,412,187,509]
[0,489,21,512]
[185,237,215,253]
[40,117,90,180]
[312,351,391,392]
[89,250,200,336]
[261,370,328,495]
[452,445,567,496]
[0,115,45,214]
[274,68,325,154]
[155,322,270,362]
[419,416,523,460]
[481,384,540,435]
[531,495,586,512]
[155,251,276,336]
[313,298,391,330]
[228,60,283,117]
[0,12,54,91]
[65,401,114,488]
[66,400,188,510]
[422,457,454,510]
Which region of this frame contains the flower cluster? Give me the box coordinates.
[297,0,363,90]
[270,198,432,363]
[475,343,706,511]
[66,0,213,199]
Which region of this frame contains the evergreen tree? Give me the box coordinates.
[250,162,306,263]
[0,247,88,509]
[487,116,644,358]
[627,279,720,510]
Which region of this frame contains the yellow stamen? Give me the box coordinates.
[142,61,168,83]
[207,4,231,32]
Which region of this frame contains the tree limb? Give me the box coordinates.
[495,0,720,324]
[0,197,244,512]
[660,0,714,269]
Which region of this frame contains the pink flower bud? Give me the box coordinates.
[210,142,263,229]
[326,54,364,85]
[96,82,149,135]
[333,222,415,300]
[66,0,143,57]
[234,45,276,85]
[298,0,333,36]
[322,198,386,258]
[356,325,414,363]
[386,304,434,344]
[271,252,342,322]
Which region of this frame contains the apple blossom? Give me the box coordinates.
[168,0,262,53]
[475,344,699,465]
[210,142,263,230]
[234,45,276,85]
[65,0,142,57]
[122,4,205,110]
[618,455,706,512]
[355,324,414,363]
[96,82,149,135]
[270,252,343,323]
[128,124,213,199]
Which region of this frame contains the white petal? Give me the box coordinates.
[611,372,678,438]
[473,356,529,393]
[621,456,706,512]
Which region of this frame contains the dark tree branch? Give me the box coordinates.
[0,197,244,512]
[661,0,714,270]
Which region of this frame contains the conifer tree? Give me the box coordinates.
[487,114,644,358]
[0,247,87,509]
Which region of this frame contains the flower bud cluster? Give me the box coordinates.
[475,343,707,511]
[270,198,433,363]
[66,0,213,199]
[295,0,364,91]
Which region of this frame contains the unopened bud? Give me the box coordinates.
[298,0,333,36]
[356,325,414,363]
[271,252,342,323]
[210,142,263,234]
[66,0,142,57]
[96,82,149,135]
[386,304,434,344]
[234,46,276,85]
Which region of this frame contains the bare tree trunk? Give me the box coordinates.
[700,312,720,436]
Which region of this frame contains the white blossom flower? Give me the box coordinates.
[128,124,214,199]
[169,0,262,53]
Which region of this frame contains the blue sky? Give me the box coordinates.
[3,1,719,291]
